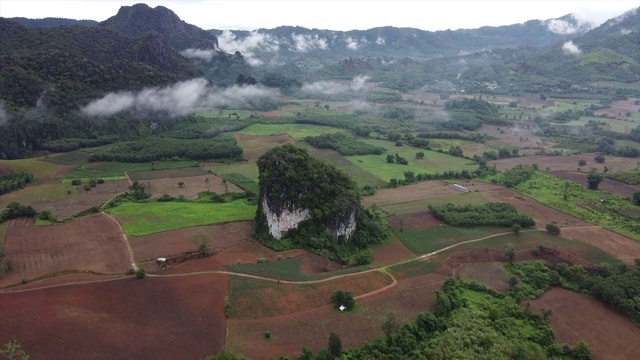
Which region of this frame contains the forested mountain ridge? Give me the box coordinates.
[8,17,99,28]
[101,3,218,50]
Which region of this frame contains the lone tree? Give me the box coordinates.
[511,223,521,236]
[328,333,342,358]
[545,223,561,235]
[578,159,587,170]
[594,154,606,164]
[178,181,185,188]
[586,169,603,190]
[331,290,355,310]
[633,191,640,206]
[505,246,516,263]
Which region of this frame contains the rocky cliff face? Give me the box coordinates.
[261,198,311,240]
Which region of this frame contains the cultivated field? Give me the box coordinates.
[550,171,640,199]
[531,288,640,360]
[108,200,256,236]
[239,123,346,140]
[456,262,510,292]
[235,133,294,162]
[0,275,228,360]
[490,153,640,172]
[560,227,640,266]
[144,174,243,200]
[226,274,445,359]
[0,214,130,287]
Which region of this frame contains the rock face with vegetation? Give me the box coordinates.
[256,144,358,241]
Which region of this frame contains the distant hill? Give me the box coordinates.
[101,3,218,50]
[8,17,99,28]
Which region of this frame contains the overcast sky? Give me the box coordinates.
[1,0,638,31]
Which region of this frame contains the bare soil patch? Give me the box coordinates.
[549,171,640,198]
[593,98,640,119]
[483,188,590,227]
[235,133,294,162]
[479,125,548,151]
[227,274,445,359]
[298,252,347,274]
[561,227,640,266]
[371,235,417,266]
[530,288,640,360]
[229,271,392,319]
[456,262,510,292]
[0,214,131,287]
[387,210,443,230]
[144,174,242,200]
[38,180,128,220]
[363,181,459,207]
[490,153,640,173]
[0,274,228,360]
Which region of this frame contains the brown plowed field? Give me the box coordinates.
[549,171,640,198]
[235,133,294,162]
[593,98,640,119]
[531,288,640,360]
[130,221,283,264]
[561,227,640,266]
[490,153,640,172]
[362,180,459,206]
[456,262,510,292]
[36,180,128,219]
[0,214,130,287]
[228,271,392,319]
[387,211,442,230]
[227,274,445,359]
[144,174,242,200]
[483,188,590,227]
[371,235,417,266]
[0,274,228,360]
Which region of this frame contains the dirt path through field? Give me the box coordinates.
[102,211,137,271]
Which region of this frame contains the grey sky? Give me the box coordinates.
[0,0,637,31]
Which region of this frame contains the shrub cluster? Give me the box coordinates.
[306,133,384,156]
[0,172,34,195]
[428,203,536,228]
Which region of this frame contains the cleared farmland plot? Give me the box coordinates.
[0,214,130,287]
[239,123,347,140]
[143,174,243,200]
[108,200,257,236]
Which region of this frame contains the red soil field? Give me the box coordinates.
[593,98,640,119]
[371,235,417,266]
[531,288,640,360]
[549,171,640,198]
[362,180,460,206]
[490,153,640,172]
[226,274,445,359]
[0,274,228,360]
[456,262,510,292]
[0,214,130,287]
[229,271,392,319]
[39,180,129,220]
[483,188,590,227]
[235,133,294,162]
[561,227,640,266]
[387,210,442,230]
[144,174,242,200]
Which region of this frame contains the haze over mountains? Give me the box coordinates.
[0,2,638,158]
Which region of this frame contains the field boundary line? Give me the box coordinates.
[101,211,137,271]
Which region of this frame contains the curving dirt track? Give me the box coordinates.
[531,288,640,360]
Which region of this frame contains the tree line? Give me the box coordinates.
[428,202,536,228]
[305,133,385,156]
[0,172,34,195]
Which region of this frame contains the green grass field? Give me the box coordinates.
[218,173,259,193]
[207,162,259,181]
[0,183,77,204]
[388,259,441,279]
[41,151,91,165]
[109,199,257,236]
[427,139,496,158]
[515,172,640,240]
[227,257,371,281]
[128,167,206,181]
[65,160,199,181]
[551,116,639,133]
[381,192,490,215]
[0,158,63,178]
[239,123,347,140]
[395,226,509,255]
[347,139,476,181]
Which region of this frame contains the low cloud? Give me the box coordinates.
[375,36,385,45]
[291,33,328,52]
[301,75,371,95]
[349,100,376,114]
[0,101,9,126]
[345,37,359,50]
[217,30,280,66]
[562,41,582,55]
[81,78,279,117]
[620,28,632,35]
[546,19,579,34]
[180,48,215,62]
